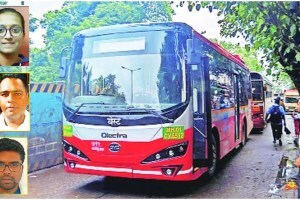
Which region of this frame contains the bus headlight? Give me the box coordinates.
[155,153,161,160]
[165,168,173,176]
[69,162,76,169]
[161,165,183,176]
[168,150,175,157]
[141,142,188,164]
[63,140,90,161]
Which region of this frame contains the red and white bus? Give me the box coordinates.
[250,72,273,130]
[59,22,253,181]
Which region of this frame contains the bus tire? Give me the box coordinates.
[241,123,247,147]
[207,135,218,178]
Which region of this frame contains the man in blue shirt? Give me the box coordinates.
[265,96,286,146]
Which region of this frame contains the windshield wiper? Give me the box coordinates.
[68,102,106,121]
[126,107,174,123]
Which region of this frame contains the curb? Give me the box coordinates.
[269,135,299,198]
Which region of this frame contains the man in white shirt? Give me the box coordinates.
[0,73,29,131]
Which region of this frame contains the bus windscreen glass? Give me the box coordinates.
[64,31,186,114]
[251,81,263,101]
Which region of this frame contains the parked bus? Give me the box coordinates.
[284,89,300,113]
[59,22,253,181]
[250,72,273,130]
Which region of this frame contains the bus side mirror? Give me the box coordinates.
[59,47,71,78]
[186,38,202,65]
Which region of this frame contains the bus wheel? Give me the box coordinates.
[241,124,247,147]
[208,135,218,177]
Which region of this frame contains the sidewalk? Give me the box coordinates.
[268,117,299,198]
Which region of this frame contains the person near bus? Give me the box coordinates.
[292,98,300,137]
[265,96,286,146]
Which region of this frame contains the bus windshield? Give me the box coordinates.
[251,81,263,101]
[64,30,186,114]
[285,97,298,103]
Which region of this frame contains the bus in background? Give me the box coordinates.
[59,22,253,181]
[250,72,273,130]
[284,89,300,113]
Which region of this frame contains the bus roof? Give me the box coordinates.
[250,72,263,80]
[75,22,250,71]
[77,22,190,36]
[250,71,272,86]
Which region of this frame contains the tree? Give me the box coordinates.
[30,2,173,82]
[176,1,300,92]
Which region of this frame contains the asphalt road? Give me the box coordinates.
[10,115,297,199]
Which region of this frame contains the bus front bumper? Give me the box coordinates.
[63,158,205,181]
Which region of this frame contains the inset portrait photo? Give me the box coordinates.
[0,137,28,195]
[0,6,29,66]
[0,73,30,131]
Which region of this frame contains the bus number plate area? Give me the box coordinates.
[162,126,185,140]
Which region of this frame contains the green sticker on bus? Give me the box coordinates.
[163,126,184,140]
[63,125,73,137]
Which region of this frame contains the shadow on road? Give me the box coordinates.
[76,146,247,198]
[73,133,265,198]
[78,174,215,198]
[250,128,264,134]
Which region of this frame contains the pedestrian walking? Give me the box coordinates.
[265,96,286,146]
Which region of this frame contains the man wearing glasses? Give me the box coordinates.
[0,73,29,131]
[0,137,25,194]
[0,8,28,66]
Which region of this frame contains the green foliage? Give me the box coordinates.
[30,1,173,83]
[215,1,300,91]
[29,14,39,32]
[177,1,300,92]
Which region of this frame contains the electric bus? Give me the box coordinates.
[250,72,273,130]
[59,22,253,181]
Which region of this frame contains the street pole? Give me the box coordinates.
[121,66,141,104]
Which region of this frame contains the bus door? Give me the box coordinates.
[233,72,240,141]
[191,56,212,168]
